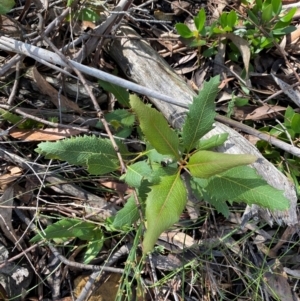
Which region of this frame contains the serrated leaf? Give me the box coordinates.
[0,0,14,14]
[35,136,118,166]
[87,153,119,175]
[203,190,230,217]
[187,150,257,178]
[182,76,220,152]
[197,133,229,150]
[123,161,152,187]
[98,80,130,107]
[83,231,104,264]
[143,173,187,253]
[206,166,290,210]
[112,195,140,229]
[130,95,180,159]
[30,219,97,243]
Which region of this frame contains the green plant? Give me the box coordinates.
[175,0,296,59]
[66,0,102,24]
[30,218,104,264]
[0,0,14,15]
[35,75,290,254]
[257,106,300,193]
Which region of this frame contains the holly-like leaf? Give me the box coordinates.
[30,219,98,242]
[143,173,187,254]
[98,80,130,107]
[186,150,257,178]
[197,133,229,150]
[130,95,180,160]
[122,161,152,188]
[113,195,140,229]
[203,191,230,217]
[87,153,119,175]
[35,136,118,166]
[205,166,290,210]
[182,76,220,152]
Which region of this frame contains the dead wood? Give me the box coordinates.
[107,25,298,226]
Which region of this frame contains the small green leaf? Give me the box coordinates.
[97,109,135,129]
[98,80,130,107]
[234,97,249,107]
[0,109,43,129]
[189,39,206,47]
[220,12,228,28]
[0,0,14,14]
[182,76,220,152]
[186,150,257,178]
[122,161,152,187]
[272,26,296,35]
[280,7,296,22]
[247,9,259,24]
[194,8,206,32]
[197,133,229,150]
[206,166,290,211]
[203,191,230,217]
[175,23,194,38]
[130,95,180,159]
[255,0,263,10]
[143,173,187,253]
[36,136,118,166]
[291,113,300,134]
[272,0,282,15]
[30,219,97,243]
[74,7,100,22]
[284,106,295,126]
[227,11,237,28]
[87,153,119,175]
[112,195,140,229]
[83,231,104,264]
[262,4,273,22]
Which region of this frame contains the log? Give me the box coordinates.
[107,25,298,226]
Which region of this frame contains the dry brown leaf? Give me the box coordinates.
[264,269,294,301]
[9,127,82,141]
[0,185,18,245]
[99,180,133,196]
[245,105,286,120]
[225,33,251,80]
[0,166,22,190]
[74,274,121,301]
[32,67,83,113]
[289,26,300,44]
[159,231,195,249]
[171,1,191,16]
[272,74,300,107]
